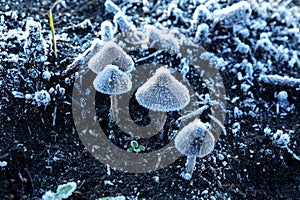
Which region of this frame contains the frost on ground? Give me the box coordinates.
[0,0,299,199]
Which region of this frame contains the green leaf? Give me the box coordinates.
[127,147,134,152]
[133,148,140,153]
[56,182,77,199]
[138,145,145,151]
[130,140,138,148]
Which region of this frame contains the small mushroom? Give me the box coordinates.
[175,118,215,180]
[135,67,190,112]
[93,64,132,124]
[88,41,134,74]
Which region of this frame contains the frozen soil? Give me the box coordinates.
[0,0,300,199]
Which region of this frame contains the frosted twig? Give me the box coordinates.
[259,74,300,87]
[208,114,227,136]
[135,50,163,63]
[285,146,300,161]
[176,105,209,123]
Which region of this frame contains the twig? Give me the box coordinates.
[259,74,300,87]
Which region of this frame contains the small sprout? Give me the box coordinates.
[93,65,132,124]
[49,9,57,58]
[88,41,134,74]
[42,181,77,200]
[101,20,114,41]
[135,67,190,112]
[175,119,215,180]
[127,140,145,153]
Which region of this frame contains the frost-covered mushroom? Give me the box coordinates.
[93,65,132,123]
[175,118,215,180]
[88,41,134,74]
[135,67,190,112]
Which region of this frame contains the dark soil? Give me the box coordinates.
[0,0,299,199]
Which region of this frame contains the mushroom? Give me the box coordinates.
[88,41,134,74]
[174,118,215,180]
[93,64,132,124]
[135,67,190,112]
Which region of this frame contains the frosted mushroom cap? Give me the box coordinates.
[135,67,190,112]
[88,41,134,74]
[175,119,215,158]
[93,64,132,94]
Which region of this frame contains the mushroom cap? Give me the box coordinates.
[135,67,190,112]
[88,41,134,74]
[93,64,132,94]
[175,119,215,158]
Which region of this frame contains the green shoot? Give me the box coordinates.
[49,9,57,58]
[127,140,145,153]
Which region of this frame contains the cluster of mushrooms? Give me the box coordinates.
[87,22,216,180]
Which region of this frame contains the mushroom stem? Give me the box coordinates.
[149,110,167,132]
[182,156,197,180]
[109,94,119,125]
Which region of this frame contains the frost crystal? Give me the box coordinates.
[255,38,275,52]
[195,23,210,41]
[149,29,180,54]
[0,161,7,167]
[34,90,51,107]
[259,74,300,87]
[213,1,252,27]
[277,91,289,108]
[101,21,114,41]
[113,12,135,33]
[24,20,47,66]
[42,70,51,81]
[192,5,211,26]
[272,130,290,147]
[104,0,121,14]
